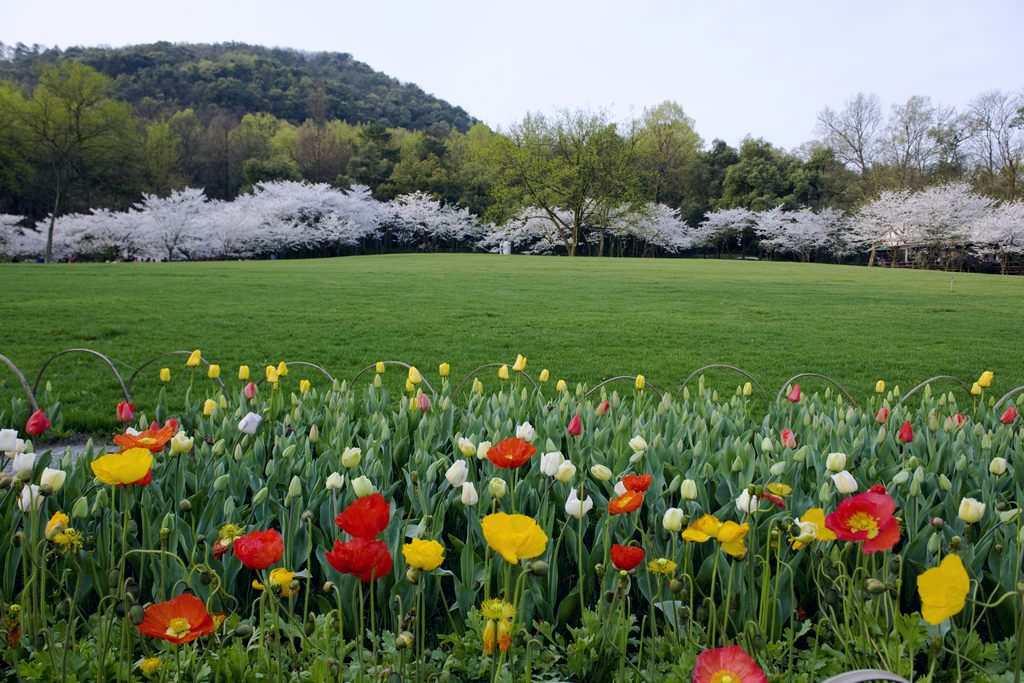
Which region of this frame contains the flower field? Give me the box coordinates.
[1,355,1023,682]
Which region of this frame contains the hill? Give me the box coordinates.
[0,41,475,134]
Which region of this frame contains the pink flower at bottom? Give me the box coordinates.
[693,645,768,683]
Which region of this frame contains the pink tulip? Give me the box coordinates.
[417,393,431,412]
[243,381,257,400]
[595,399,610,417]
[567,413,582,437]
[875,406,889,424]
[1001,405,1019,425]
[898,421,914,443]
[786,384,801,403]
[780,428,796,449]
[116,401,135,423]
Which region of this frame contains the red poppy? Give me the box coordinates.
[212,538,231,560]
[876,406,889,423]
[233,529,283,570]
[136,593,217,644]
[786,384,801,403]
[621,474,652,493]
[1002,405,1019,424]
[566,413,582,436]
[761,491,785,509]
[325,537,393,582]
[114,420,178,452]
[116,401,135,423]
[486,437,537,469]
[898,421,914,443]
[334,493,390,539]
[608,490,643,515]
[25,409,51,436]
[824,486,901,554]
[693,645,768,683]
[610,544,645,571]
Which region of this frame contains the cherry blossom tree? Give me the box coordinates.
[693,207,755,257]
[378,191,482,250]
[971,200,1024,273]
[754,206,846,262]
[607,202,692,256]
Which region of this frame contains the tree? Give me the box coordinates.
[966,90,1024,199]
[632,101,702,206]
[972,200,1024,273]
[719,138,797,212]
[693,207,755,257]
[881,95,942,188]
[816,92,882,176]
[0,63,141,261]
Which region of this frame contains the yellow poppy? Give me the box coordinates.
[767,483,792,496]
[917,554,969,625]
[138,657,161,678]
[717,521,749,557]
[402,538,445,571]
[682,514,724,543]
[790,508,837,550]
[90,448,152,486]
[481,512,548,564]
[648,558,677,575]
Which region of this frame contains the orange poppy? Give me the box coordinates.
[486,437,537,469]
[113,419,178,453]
[136,593,217,644]
[608,490,644,514]
[621,474,652,492]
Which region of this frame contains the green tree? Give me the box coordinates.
[632,101,702,206]
[678,139,738,226]
[143,120,185,195]
[347,123,400,196]
[719,138,798,211]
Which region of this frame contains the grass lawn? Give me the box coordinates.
[1,254,1021,433]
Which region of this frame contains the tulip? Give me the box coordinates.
[590,464,612,481]
[742,382,752,397]
[566,414,582,437]
[826,452,847,473]
[512,354,527,372]
[898,421,914,443]
[556,379,567,392]
[780,429,796,449]
[325,472,345,491]
[457,437,476,457]
[238,412,262,434]
[977,371,994,388]
[876,406,889,423]
[19,484,43,512]
[958,497,985,523]
[662,507,685,532]
[539,369,549,383]
[554,461,576,483]
[760,437,773,452]
[13,452,34,480]
[971,382,982,396]
[438,362,450,377]
[875,380,885,394]
[238,365,250,380]
[170,431,194,455]
[736,489,758,513]
[116,401,135,423]
[460,482,479,506]
[243,381,257,400]
[488,477,507,499]
[160,367,171,382]
[786,384,801,402]
[375,361,386,374]
[515,421,536,442]
[40,467,66,492]
[475,440,491,460]
[25,409,50,436]
[277,361,288,377]
[999,508,1020,524]
[497,365,509,380]
[613,481,627,496]
[299,379,311,394]
[1001,405,1019,424]
[831,470,859,494]
[265,365,279,384]
[417,393,431,412]
[564,488,593,519]
[792,519,818,545]
[472,378,484,395]
[680,479,698,501]
[186,349,201,367]
[445,460,469,487]
[207,364,221,379]
[0,429,17,452]
[351,476,375,498]
[203,399,216,417]
[628,435,647,453]
[595,399,610,416]
[990,457,1008,476]
[342,447,362,468]
[540,451,564,477]
[635,374,645,390]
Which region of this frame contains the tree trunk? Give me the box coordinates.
[45,183,62,263]
[868,243,876,268]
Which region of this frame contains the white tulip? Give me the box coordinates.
[13,452,35,480]
[0,428,17,452]
[488,477,507,499]
[515,422,536,442]
[792,518,818,544]
[989,457,1008,476]
[170,431,194,455]
[457,437,476,457]
[680,479,698,501]
[325,472,345,491]
[761,437,773,452]
[460,482,479,506]
[554,461,576,484]
[958,497,985,523]
[238,412,262,435]
[564,488,593,519]
[445,460,469,487]
[999,508,1020,524]
[826,452,847,473]
[590,464,612,481]
[831,470,859,494]
[476,441,492,460]
[540,451,564,477]
[341,447,362,468]
[736,489,759,513]
[613,481,627,496]
[662,507,685,532]
[628,435,648,453]
[40,467,66,493]
[18,484,43,512]
[351,475,375,498]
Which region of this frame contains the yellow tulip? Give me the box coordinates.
[407,366,422,384]
[977,371,994,388]
[402,538,445,571]
[472,378,484,395]
[207,364,221,379]
[635,374,645,390]
[238,365,250,381]
[299,379,311,394]
[159,367,171,383]
[512,354,527,372]
[90,448,152,486]
[265,365,279,383]
[46,511,69,540]
[917,554,969,625]
[971,382,982,396]
[481,512,548,564]
[438,362,450,377]
[742,381,752,397]
[277,361,288,377]
[405,379,414,393]
[556,379,567,392]
[539,369,550,383]
[375,361,386,374]
[203,399,216,416]
[497,364,509,380]
[875,380,885,394]
[186,349,201,367]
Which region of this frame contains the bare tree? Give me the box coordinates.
[816,93,883,176]
[966,90,1024,199]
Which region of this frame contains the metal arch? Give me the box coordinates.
[583,375,668,399]
[281,361,335,383]
[452,362,538,396]
[775,372,859,407]
[679,364,768,399]
[898,375,973,404]
[350,360,437,397]
[33,348,132,402]
[993,385,1024,410]
[0,353,39,412]
[821,671,909,683]
[127,350,227,393]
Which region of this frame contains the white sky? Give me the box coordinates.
[2,0,1022,149]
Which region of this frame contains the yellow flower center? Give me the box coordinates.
[847,511,879,539]
[711,671,740,683]
[165,617,191,639]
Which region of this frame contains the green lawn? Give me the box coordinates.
[1,254,1021,433]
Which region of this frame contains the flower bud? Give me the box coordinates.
[488,477,507,499]
[252,487,269,505]
[825,452,847,473]
[590,465,612,481]
[178,499,192,513]
[864,578,888,595]
[831,470,858,494]
[325,472,345,491]
[351,476,375,498]
[342,447,362,468]
[990,457,1008,476]
[662,507,684,532]
[958,497,985,524]
[460,482,479,506]
[528,560,549,576]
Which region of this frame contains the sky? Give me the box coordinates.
[2,0,1022,149]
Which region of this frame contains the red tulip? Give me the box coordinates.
[566,413,582,437]
[116,401,135,423]
[243,381,257,400]
[233,529,283,570]
[610,544,645,571]
[417,393,431,412]
[875,406,889,424]
[334,493,390,539]
[786,384,801,403]
[898,421,914,443]
[325,537,393,582]
[595,399,610,417]
[1001,405,1019,425]
[780,428,796,449]
[25,409,51,435]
